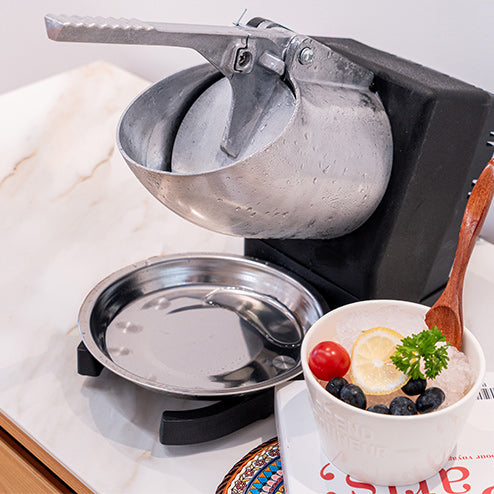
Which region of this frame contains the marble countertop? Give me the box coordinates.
[1,61,493,494]
[0,62,275,493]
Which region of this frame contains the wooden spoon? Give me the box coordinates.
[425,157,494,350]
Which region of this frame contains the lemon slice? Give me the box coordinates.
[350,326,409,395]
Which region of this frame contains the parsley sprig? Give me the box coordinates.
[390,327,450,380]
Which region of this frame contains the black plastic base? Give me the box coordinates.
[77,342,104,376]
[159,389,274,445]
[77,342,275,445]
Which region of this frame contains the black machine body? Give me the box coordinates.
[246,36,494,309]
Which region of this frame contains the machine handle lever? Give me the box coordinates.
[45,14,293,157]
[45,14,290,76]
[44,14,377,160]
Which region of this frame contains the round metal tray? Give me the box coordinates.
[78,254,325,397]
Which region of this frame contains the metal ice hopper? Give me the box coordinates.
[45,15,393,239]
[45,15,494,305]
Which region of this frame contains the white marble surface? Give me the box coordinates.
[0,62,278,493]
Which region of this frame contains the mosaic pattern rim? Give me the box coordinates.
[216,437,284,494]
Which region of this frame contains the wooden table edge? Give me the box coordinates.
[0,412,94,494]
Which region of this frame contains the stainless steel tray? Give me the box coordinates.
[78,254,325,398]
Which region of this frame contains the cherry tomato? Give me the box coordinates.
[308,341,351,381]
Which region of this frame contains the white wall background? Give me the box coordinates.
[3,0,494,240]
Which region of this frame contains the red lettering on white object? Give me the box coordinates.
[319,462,337,494]
[439,466,471,493]
[346,474,376,493]
[320,462,335,481]
[476,454,494,459]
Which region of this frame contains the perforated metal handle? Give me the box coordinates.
[45,15,290,75]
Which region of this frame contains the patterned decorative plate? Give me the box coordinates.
[216,437,284,494]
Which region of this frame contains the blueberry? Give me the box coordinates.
[325,377,348,398]
[340,384,367,409]
[402,378,427,396]
[389,396,417,415]
[367,404,390,414]
[416,387,445,413]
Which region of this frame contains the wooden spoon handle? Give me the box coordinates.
[446,158,494,300]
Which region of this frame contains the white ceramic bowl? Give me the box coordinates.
[301,300,485,486]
